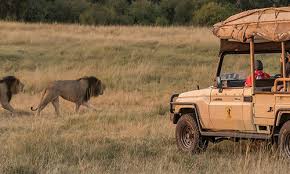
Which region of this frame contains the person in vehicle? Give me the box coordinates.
[280,55,289,74]
[276,61,290,92]
[245,60,270,87]
[276,54,290,91]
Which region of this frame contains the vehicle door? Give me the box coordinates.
[209,86,245,130]
[208,54,249,131]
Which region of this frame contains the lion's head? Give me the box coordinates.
[0,76,24,101]
[78,76,105,101]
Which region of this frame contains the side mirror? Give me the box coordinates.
[216,77,223,93]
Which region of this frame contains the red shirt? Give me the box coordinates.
[245,70,270,87]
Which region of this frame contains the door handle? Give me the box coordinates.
[267,107,273,112]
[234,98,241,101]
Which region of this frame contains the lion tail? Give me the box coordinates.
[30,106,38,111]
[31,89,47,111]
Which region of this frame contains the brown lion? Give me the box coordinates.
[0,76,24,115]
[31,76,105,116]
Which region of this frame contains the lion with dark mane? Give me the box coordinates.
[0,76,24,115]
[31,76,105,116]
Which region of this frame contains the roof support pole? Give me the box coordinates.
[282,41,286,77]
[282,41,286,89]
[250,37,255,94]
[216,53,224,77]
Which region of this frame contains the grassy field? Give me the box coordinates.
[0,21,289,174]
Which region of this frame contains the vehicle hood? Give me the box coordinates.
[176,87,212,102]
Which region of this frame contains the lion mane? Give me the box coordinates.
[0,76,24,114]
[0,76,21,102]
[78,76,102,102]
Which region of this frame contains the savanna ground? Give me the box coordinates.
[0,21,289,174]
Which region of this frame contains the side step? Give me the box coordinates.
[201,131,272,140]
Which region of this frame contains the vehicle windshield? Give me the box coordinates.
[220,54,249,81]
[220,54,281,81]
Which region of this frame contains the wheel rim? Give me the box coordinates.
[181,125,194,149]
[284,133,290,157]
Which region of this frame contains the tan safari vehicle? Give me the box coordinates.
[170,7,290,157]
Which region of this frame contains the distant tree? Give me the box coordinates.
[79,5,109,25]
[193,2,238,26]
[237,0,278,9]
[0,0,28,20]
[149,0,161,4]
[191,0,237,10]
[21,0,47,22]
[159,0,178,24]
[250,0,274,8]
[87,0,106,4]
[236,0,252,10]
[46,0,89,23]
[105,0,133,25]
[155,16,169,25]
[173,0,194,25]
[129,0,159,25]
[69,0,90,22]
[277,0,290,6]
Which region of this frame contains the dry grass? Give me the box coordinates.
[0,21,289,174]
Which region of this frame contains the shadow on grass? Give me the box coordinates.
[0,110,34,117]
[16,110,34,116]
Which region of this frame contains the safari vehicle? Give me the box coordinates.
[169,7,290,157]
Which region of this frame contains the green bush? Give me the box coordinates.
[155,17,169,26]
[79,6,97,25]
[104,0,133,25]
[129,0,159,25]
[21,0,47,22]
[174,0,194,25]
[159,0,178,24]
[79,5,109,25]
[46,0,89,23]
[193,2,238,26]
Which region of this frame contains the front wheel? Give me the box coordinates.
[175,114,208,153]
[278,121,290,158]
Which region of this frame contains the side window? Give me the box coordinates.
[255,54,280,77]
[254,54,280,92]
[220,54,281,90]
[220,55,250,81]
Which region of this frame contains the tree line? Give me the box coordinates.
[0,0,290,26]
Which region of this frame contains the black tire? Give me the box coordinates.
[278,120,290,158]
[175,114,208,153]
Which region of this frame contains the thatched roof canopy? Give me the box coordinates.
[213,7,290,42]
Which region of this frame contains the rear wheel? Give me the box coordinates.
[176,114,208,153]
[278,121,290,158]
